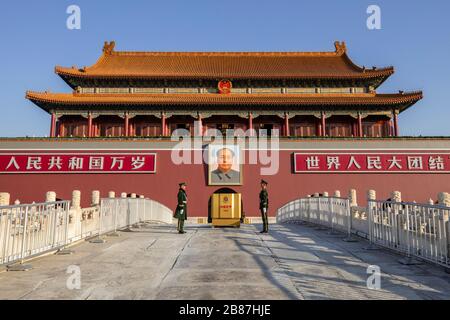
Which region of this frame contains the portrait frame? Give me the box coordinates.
[208,144,243,186]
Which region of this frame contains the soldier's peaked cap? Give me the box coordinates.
[179,182,187,187]
[261,179,268,185]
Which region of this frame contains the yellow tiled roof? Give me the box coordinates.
[26,91,422,107]
[55,41,394,81]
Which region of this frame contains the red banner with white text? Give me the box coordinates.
[294,152,450,173]
[0,153,156,173]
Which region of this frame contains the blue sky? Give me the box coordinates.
[0,0,448,137]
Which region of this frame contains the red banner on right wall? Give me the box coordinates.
[294,152,450,173]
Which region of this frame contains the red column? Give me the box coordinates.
[87,113,93,137]
[393,111,399,137]
[124,113,129,137]
[321,113,326,137]
[130,122,135,137]
[351,121,357,137]
[58,120,64,137]
[248,113,254,136]
[387,120,392,137]
[50,113,56,137]
[197,114,203,136]
[161,113,166,136]
[358,114,363,137]
[284,113,290,137]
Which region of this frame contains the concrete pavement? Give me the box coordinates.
[0,222,449,300]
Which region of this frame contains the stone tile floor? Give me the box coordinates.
[0,223,449,300]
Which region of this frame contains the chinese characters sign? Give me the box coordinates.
[0,153,156,173]
[294,152,450,173]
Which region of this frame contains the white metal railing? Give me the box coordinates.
[368,200,450,267]
[0,201,70,265]
[276,197,450,267]
[277,197,352,238]
[0,197,173,266]
[98,197,173,235]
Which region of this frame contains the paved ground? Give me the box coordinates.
[0,222,449,300]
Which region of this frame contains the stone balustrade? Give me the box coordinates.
[0,192,10,206]
[91,190,100,206]
[71,190,81,210]
[46,191,56,203]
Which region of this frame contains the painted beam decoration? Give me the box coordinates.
[294,152,450,173]
[0,153,156,173]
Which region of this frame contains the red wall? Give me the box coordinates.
[1,149,449,216]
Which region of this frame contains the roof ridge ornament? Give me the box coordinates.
[103,41,116,54]
[334,41,347,55]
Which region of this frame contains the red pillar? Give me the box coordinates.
[197,114,203,136]
[249,113,254,136]
[393,111,399,137]
[321,113,326,137]
[161,113,166,136]
[351,121,357,137]
[284,113,290,137]
[50,113,56,137]
[387,120,392,137]
[58,120,64,137]
[358,114,363,137]
[124,113,129,137]
[87,113,93,137]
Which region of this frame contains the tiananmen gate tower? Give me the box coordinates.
[1,41,449,219]
[26,41,422,139]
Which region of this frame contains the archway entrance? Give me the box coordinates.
[208,188,244,227]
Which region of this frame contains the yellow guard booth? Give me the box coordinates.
[211,193,241,227]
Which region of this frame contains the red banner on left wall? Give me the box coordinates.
[0,153,157,173]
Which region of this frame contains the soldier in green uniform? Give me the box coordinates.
[174,182,188,234]
[259,179,269,233]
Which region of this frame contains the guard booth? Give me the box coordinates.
[210,189,242,227]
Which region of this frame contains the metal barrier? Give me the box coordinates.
[1,197,173,267]
[276,196,450,268]
[0,201,70,265]
[97,197,173,234]
[368,200,450,267]
[277,197,352,237]
[99,198,142,234]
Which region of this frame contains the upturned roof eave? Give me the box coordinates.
[55,69,394,81]
[25,91,422,115]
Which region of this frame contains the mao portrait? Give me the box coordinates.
[208,145,242,186]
